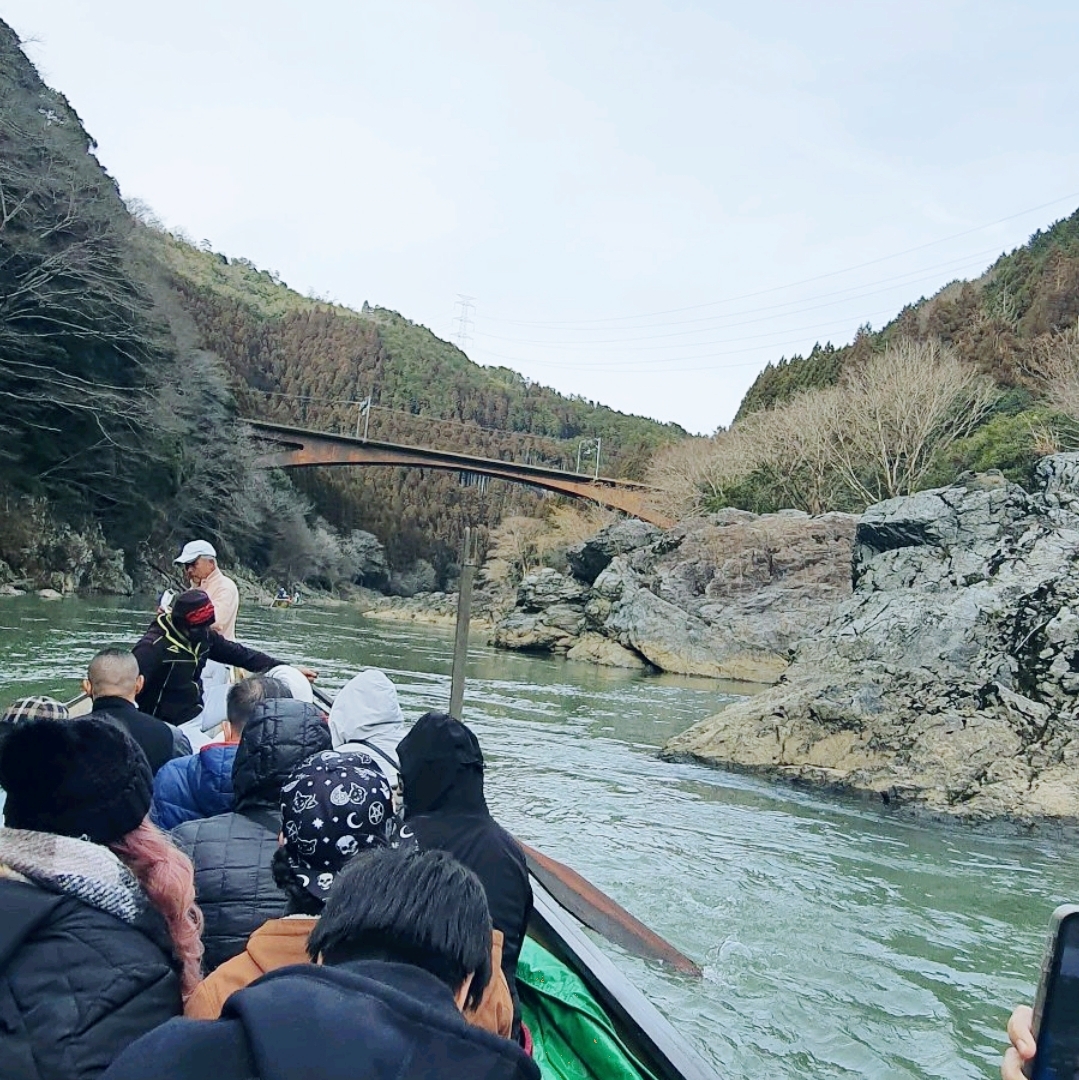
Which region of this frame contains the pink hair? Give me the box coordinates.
[109,817,204,999]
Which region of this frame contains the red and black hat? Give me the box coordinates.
[172,589,216,629]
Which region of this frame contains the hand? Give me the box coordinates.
[298,666,318,683]
[1002,1005,1035,1080]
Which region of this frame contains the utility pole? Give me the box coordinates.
[576,437,602,478]
[354,394,372,441]
[453,295,476,351]
[449,527,479,719]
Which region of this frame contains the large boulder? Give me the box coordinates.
[515,568,587,612]
[565,520,662,584]
[664,456,1079,823]
[594,558,789,681]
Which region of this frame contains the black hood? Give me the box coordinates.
[232,699,332,810]
[398,711,487,817]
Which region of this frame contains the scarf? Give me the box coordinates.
[0,827,147,925]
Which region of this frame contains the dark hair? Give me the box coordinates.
[226,674,290,730]
[307,848,492,1011]
[271,845,325,916]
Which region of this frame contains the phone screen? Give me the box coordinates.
[1033,913,1079,1080]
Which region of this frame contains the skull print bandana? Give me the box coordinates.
[279,751,394,901]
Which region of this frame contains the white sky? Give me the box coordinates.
[8,1,1079,433]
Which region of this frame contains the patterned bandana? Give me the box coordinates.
[279,751,393,900]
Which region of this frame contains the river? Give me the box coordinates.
[0,594,1071,1078]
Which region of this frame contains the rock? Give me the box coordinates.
[491,605,586,652]
[565,520,662,584]
[566,633,651,669]
[515,569,587,612]
[84,547,134,595]
[36,588,63,600]
[664,455,1079,823]
[0,584,24,596]
[493,509,857,679]
[388,559,437,597]
[594,557,788,680]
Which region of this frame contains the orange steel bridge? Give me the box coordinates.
[248,420,674,527]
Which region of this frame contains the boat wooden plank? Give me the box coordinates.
[527,878,716,1080]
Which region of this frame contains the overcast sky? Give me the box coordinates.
[7,1,1079,433]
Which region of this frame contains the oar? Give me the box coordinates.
[312,682,701,976]
[520,842,702,976]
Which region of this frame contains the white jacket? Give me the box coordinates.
[328,670,405,786]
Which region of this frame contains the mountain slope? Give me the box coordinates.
[144,229,685,576]
[737,208,1079,419]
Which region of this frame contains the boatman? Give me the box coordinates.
[134,589,317,728]
[174,539,239,735]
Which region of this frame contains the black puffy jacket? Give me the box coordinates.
[170,700,331,971]
[0,876,181,1080]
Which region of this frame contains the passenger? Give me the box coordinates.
[0,718,203,1080]
[133,588,316,726]
[398,711,532,1028]
[183,752,393,1018]
[170,698,331,971]
[104,848,540,1080]
[85,647,191,774]
[264,664,315,704]
[328,668,405,786]
[151,676,289,831]
[0,695,68,755]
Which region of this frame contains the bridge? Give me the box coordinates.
[248,420,674,527]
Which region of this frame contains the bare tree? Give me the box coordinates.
[828,339,997,503]
[648,338,998,518]
[1025,332,1079,423]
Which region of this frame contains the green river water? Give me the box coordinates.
[0,594,1072,1079]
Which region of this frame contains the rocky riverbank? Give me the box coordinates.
[490,513,857,680]
[663,456,1079,824]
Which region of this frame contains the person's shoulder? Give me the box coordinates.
[103,1015,254,1080]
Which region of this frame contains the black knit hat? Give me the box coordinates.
[0,717,153,845]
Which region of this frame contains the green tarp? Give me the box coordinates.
[517,938,663,1080]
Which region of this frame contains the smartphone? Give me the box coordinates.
[1028,905,1079,1079]
[159,589,175,611]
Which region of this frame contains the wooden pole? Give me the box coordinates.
[449,527,476,719]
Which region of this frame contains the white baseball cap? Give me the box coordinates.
[174,540,217,565]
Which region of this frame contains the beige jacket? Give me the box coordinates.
[200,566,239,640]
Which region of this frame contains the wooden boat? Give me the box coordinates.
[521,877,715,1080]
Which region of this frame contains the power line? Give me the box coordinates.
[471,249,998,350]
[479,190,1079,329]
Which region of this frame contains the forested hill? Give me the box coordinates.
[0,19,683,590]
[737,209,1079,419]
[141,229,684,575]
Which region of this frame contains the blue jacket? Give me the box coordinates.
[151,743,237,832]
[103,960,539,1080]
